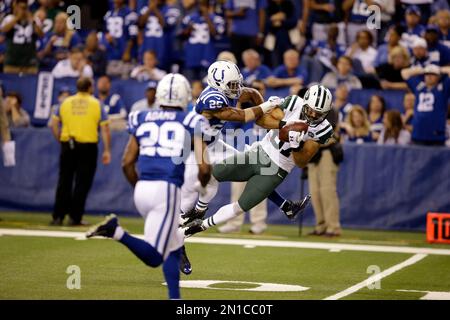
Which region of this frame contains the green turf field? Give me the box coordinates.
[1,212,449,300]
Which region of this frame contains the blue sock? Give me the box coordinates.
[163,248,181,300]
[119,232,163,267]
[268,190,287,208]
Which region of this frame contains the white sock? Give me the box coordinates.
[195,176,219,211]
[113,226,125,240]
[202,202,244,229]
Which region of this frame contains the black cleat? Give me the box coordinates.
[183,219,206,237]
[282,194,311,220]
[180,208,207,227]
[180,245,192,275]
[86,214,118,238]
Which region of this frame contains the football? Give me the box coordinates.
[279,121,309,142]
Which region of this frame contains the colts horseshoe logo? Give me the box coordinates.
[212,68,225,82]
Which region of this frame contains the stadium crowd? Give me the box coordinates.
[0,0,449,147]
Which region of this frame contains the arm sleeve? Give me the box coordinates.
[127,111,141,135]
[185,113,210,137]
[406,75,421,92]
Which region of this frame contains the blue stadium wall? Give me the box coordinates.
[1,128,449,231]
[0,74,449,231]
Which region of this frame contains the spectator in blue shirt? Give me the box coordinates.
[410,37,434,67]
[38,12,82,71]
[367,94,386,141]
[241,49,272,87]
[84,31,107,77]
[96,75,127,131]
[225,0,267,66]
[265,0,297,67]
[374,25,404,67]
[434,9,450,48]
[321,55,362,90]
[424,24,450,66]
[180,0,225,81]
[402,5,425,49]
[343,0,378,45]
[266,49,307,93]
[138,0,180,70]
[101,0,138,78]
[304,23,346,81]
[401,64,450,146]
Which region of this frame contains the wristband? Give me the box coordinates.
[278,120,286,129]
[259,101,274,113]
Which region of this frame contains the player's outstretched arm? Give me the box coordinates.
[122,135,139,187]
[203,96,284,123]
[292,140,321,168]
[255,107,284,129]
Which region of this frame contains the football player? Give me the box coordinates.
[183,84,335,237]
[181,60,312,230]
[86,73,211,300]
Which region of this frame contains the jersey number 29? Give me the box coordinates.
[136,121,185,157]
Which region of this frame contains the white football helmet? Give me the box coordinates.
[156,73,192,110]
[301,84,333,127]
[207,60,243,99]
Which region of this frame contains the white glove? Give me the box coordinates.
[193,181,207,196]
[288,131,304,149]
[260,96,285,113]
[2,141,16,167]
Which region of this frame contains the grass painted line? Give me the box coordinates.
[323,254,428,300]
[1,228,450,256]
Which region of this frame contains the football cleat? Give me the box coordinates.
[183,219,206,237]
[180,245,192,275]
[282,194,311,220]
[180,208,207,227]
[86,214,118,238]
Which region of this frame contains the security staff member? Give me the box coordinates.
[50,77,111,226]
[307,100,343,237]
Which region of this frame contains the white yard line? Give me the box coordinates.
[1,227,450,256]
[323,253,428,300]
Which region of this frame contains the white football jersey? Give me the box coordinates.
[259,95,334,173]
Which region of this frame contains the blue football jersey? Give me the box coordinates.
[182,12,225,69]
[407,75,450,142]
[349,0,373,23]
[128,109,207,187]
[139,5,180,66]
[195,86,238,144]
[102,6,138,61]
[98,93,127,117]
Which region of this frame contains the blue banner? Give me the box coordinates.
[1,128,449,231]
